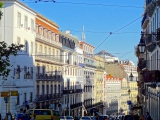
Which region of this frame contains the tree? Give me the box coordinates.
[0,2,3,20]
[0,2,24,80]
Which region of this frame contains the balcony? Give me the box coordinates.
[145,34,156,52]
[70,102,83,109]
[35,93,62,102]
[96,66,105,71]
[36,72,62,81]
[85,63,96,68]
[141,13,149,29]
[146,1,156,17]
[36,34,62,48]
[62,89,83,94]
[35,52,62,64]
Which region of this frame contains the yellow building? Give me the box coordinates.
[35,14,63,109]
[129,81,138,104]
[120,78,130,115]
[94,55,105,113]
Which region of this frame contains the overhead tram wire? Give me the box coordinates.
[22,0,143,9]
[94,15,143,51]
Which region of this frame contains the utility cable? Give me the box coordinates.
[94,15,142,51]
[22,0,143,9]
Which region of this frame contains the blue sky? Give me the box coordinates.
[22,0,144,65]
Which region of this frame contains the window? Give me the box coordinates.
[52,33,55,40]
[17,37,20,45]
[24,66,27,79]
[45,47,47,55]
[24,93,27,101]
[31,42,33,54]
[24,16,28,28]
[24,41,28,52]
[17,12,21,27]
[16,65,20,79]
[56,35,59,41]
[30,67,33,79]
[31,19,34,31]
[30,92,32,102]
[35,43,37,54]
[16,94,20,105]
[39,45,42,53]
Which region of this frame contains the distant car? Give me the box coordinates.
[60,116,66,120]
[80,116,91,120]
[90,116,97,120]
[66,116,74,120]
[74,116,81,120]
[98,115,108,120]
[124,115,139,120]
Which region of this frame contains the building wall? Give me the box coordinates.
[105,76,121,115]
[120,78,129,115]
[129,81,138,104]
[0,1,36,118]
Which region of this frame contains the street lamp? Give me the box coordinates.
[138,35,146,54]
[128,89,131,100]
[129,69,134,81]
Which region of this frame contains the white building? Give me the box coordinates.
[0,0,36,118]
[105,76,121,115]
[96,50,119,63]
[60,31,83,117]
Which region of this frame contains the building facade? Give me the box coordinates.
[0,0,36,118]
[94,55,105,113]
[105,75,122,115]
[79,41,96,114]
[120,78,130,115]
[34,14,63,111]
[59,31,83,116]
[136,0,160,118]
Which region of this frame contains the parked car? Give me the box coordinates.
[60,116,66,120]
[80,116,91,120]
[123,115,140,120]
[66,116,74,120]
[98,115,108,120]
[15,113,31,120]
[52,110,60,120]
[74,116,81,120]
[26,109,54,120]
[90,116,97,120]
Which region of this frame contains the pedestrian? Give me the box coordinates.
[145,112,152,120]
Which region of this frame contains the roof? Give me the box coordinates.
[96,50,115,57]
[106,74,123,81]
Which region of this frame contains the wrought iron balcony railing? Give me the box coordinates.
[63,89,83,94]
[36,73,62,81]
[70,102,83,109]
[35,93,62,102]
[35,52,62,63]
[36,34,62,48]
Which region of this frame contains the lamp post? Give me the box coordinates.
[138,36,146,54]
[128,89,131,115]
[129,69,134,81]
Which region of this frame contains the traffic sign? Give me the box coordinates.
[1,91,8,97]
[4,97,8,103]
[10,90,18,96]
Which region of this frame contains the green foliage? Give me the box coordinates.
[0,2,4,20]
[0,41,24,80]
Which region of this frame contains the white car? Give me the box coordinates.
[80,116,91,120]
[66,116,74,120]
[60,116,66,120]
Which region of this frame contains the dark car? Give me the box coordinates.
[16,113,31,120]
[124,115,139,120]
